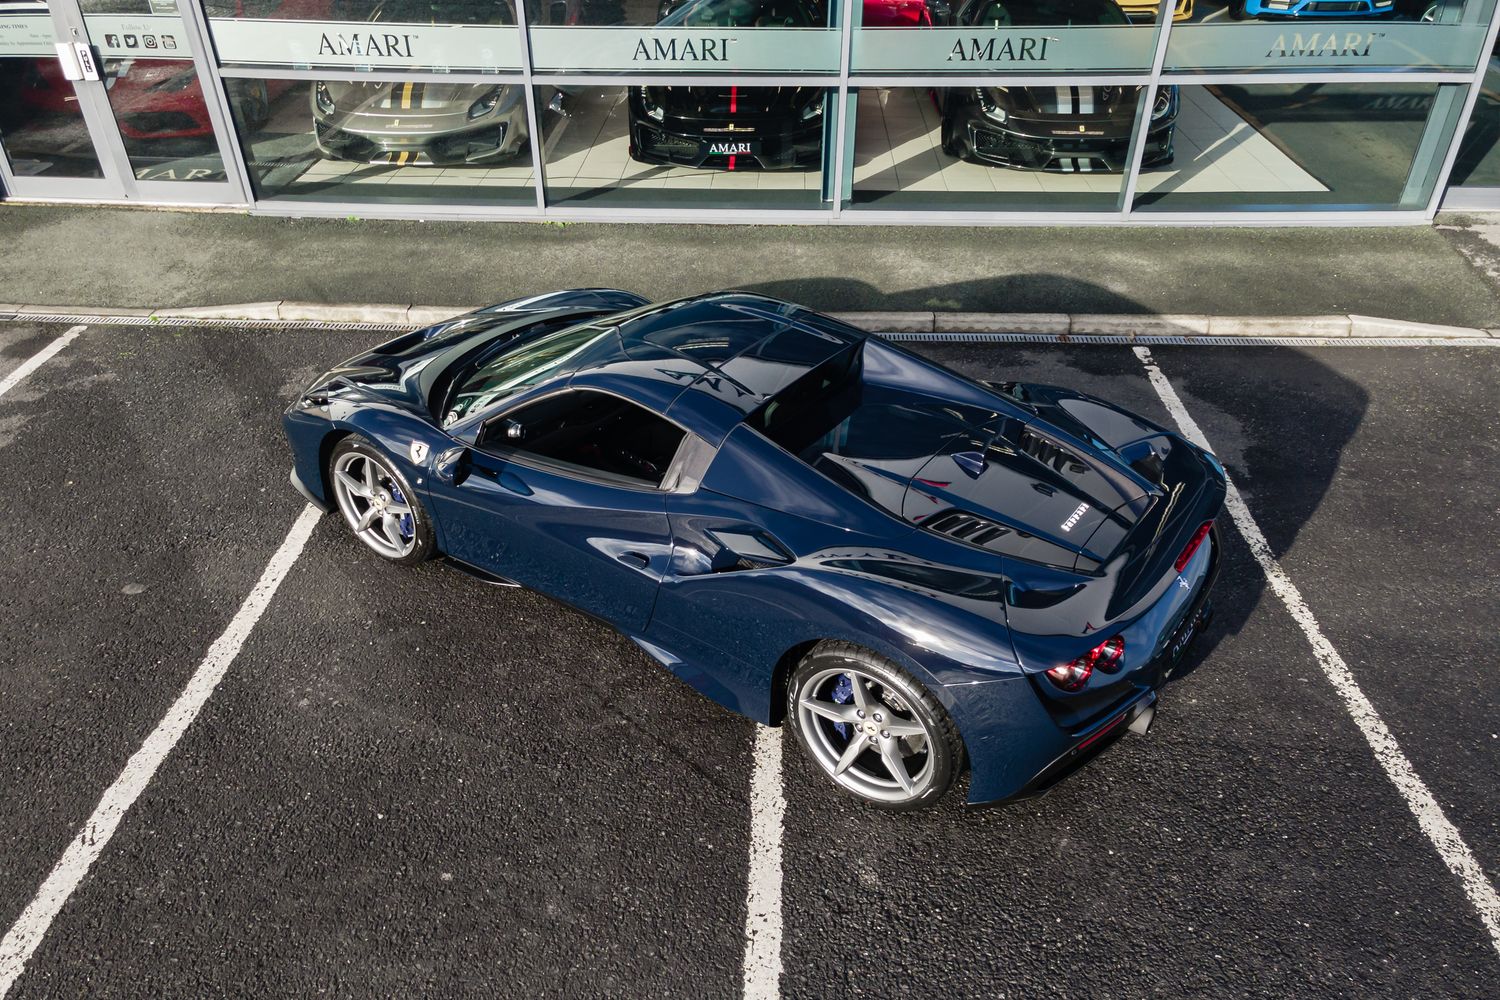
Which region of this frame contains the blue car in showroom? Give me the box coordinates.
[284,291,1224,810]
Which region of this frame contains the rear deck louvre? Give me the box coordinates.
[926,509,1012,549]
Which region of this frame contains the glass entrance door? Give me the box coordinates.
[0,0,239,202]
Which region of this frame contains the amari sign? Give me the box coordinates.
[529,27,839,73]
[853,26,1154,73]
[1164,23,1489,72]
[208,19,522,71]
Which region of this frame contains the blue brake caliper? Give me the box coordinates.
[389,481,414,539]
[831,673,853,740]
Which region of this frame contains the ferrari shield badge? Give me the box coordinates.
[409,441,429,464]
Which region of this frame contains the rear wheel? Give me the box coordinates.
[328,436,435,566]
[787,642,963,810]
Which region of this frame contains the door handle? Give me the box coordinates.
[496,469,532,496]
[618,551,650,570]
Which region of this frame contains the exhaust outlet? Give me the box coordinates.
[1128,703,1156,736]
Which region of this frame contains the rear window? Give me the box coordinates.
[748,345,986,510]
[748,343,864,457]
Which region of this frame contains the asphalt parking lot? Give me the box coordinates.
[0,318,1497,999]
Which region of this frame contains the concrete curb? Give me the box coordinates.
[2,302,1497,340]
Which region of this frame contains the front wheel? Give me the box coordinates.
[328,436,435,566]
[787,642,964,810]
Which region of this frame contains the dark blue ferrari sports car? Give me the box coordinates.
[284,290,1225,810]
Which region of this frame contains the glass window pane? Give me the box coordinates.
[849,85,1151,210]
[851,0,1161,75]
[1133,82,1452,212]
[231,78,538,205]
[1449,37,1500,187]
[99,58,228,182]
[528,0,840,74]
[1162,0,1499,74]
[0,57,105,179]
[541,85,827,209]
[76,1,228,182]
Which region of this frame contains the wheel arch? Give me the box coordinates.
[316,427,355,505]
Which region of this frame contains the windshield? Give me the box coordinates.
[443,323,614,426]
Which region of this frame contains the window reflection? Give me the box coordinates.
[850,87,1134,210]
[103,59,228,181]
[232,78,537,203]
[543,86,825,208]
[1134,82,1443,211]
[0,58,105,179]
[1450,40,1500,187]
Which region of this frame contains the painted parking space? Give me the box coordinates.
[777,344,1499,1000]
[0,322,364,944]
[0,323,1496,998]
[1141,345,1500,890]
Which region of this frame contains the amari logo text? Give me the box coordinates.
[633,36,732,62]
[1266,31,1383,59]
[318,31,416,59]
[947,35,1054,63]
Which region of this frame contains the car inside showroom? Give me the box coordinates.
[3,0,1500,221]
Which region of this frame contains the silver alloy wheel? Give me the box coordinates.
[796,666,936,804]
[330,450,418,560]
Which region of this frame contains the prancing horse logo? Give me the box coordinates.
[409,441,429,464]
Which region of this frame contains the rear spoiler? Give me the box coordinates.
[1099,436,1226,620]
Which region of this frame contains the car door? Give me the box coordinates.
[429,387,681,634]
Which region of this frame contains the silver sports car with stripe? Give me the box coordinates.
[311,79,533,167]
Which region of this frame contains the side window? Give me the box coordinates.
[482,390,686,488]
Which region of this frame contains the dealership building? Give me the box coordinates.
[3,0,1500,224]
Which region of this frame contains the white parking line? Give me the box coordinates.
[1134,346,1500,959]
[0,325,85,400]
[0,503,323,998]
[741,725,785,1000]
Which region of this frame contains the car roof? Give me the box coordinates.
[564,292,866,442]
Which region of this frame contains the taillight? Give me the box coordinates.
[1046,635,1126,692]
[1175,521,1213,573]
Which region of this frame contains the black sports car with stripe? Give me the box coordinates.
[938,0,1177,173]
[629,0,825,171]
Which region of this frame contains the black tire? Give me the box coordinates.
[228,79,270,130]
[327,435,437,567]
[940,117,970,161]
[786,641,964,811]
[1227,0,1251,18]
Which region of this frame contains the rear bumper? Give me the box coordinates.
[963,526,1220,806]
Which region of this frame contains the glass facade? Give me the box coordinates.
[3,0,1500,218]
